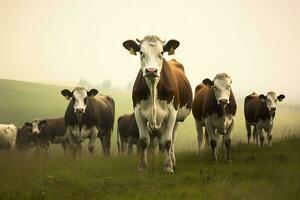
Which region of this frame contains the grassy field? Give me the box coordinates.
[0,79,300,199]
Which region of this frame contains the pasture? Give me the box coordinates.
[0,78,300,199]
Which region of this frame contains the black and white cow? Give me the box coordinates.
[123,35,193,172]
[23,118,69,153]
[61,87,115,156]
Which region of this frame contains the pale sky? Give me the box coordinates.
[0,0,299,101]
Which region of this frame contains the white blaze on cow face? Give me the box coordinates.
[138,37,164,79]
[260,91,285,113]
[212,73,232,105]
[72,87,88,114]
[31,119,41,135]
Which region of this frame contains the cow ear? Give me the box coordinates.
[277,94,285,102]
[202,78,214,86]
[24,122,32,127]
[123,40,140,55]
[163,40,180,55]
[259,94,267,101]
[87,89,98,97]
[61,89,72,100]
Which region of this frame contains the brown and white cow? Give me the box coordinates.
[244,92,285,147]
[23,118,69,153]
[61,87,115,156]
[117,113,140,154]
[192,73,237,162]
[123,35,193,172]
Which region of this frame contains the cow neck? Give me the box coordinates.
[145,77,159,128]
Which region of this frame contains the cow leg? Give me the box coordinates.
[128,137,133,155]
[195,120,203,154]
[246,121,251,145]
[171,122,179,172]
[87,126,98,154]
[257,123,264,147]
[205,119,218,161]
[267,124,273,147]
[162,109,177,173]
[205,128,210,148]
[253,126,258,145]
[224,120,234,162]
[66,128,80,157]
[61,140,69,155]
[135,109,149,172]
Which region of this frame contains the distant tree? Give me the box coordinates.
[78,78,91,89]
[101,80,111,90]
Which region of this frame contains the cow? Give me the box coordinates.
[123,35,193,172]
[61,87,115,156]
[117,113,163,155]
[22,118,69,153]
[192,73,237,162]
[0,124,18,151]
[117,113,140,154]
[244,92,285,147]
[16,123,36,152]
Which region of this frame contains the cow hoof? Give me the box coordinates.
[173,166,176,172]
[138,166,145,173]
[164,167,174,173]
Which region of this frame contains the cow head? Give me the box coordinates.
[203,73,232,106]
[24,119,47,135]
[259,92,285,113]
[61,87,98,115]
[123,35,180,79]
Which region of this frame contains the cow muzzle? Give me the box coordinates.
[144,67,159,78]
[218,99,229,106]
[75,108,85,114]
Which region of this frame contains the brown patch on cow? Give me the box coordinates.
[117,113,139,142]
[244,93,273,124]
[192,84,237,120]
[39,118,65,143]
[132,59,193,110]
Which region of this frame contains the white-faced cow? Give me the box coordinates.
[244,92,285,147]
[23,118,69,153]
[192,73,237,162]
[123,35,193,172]
[0,124,18,151]
[61,87,115,156]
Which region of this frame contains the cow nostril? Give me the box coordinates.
[145,68,158,74]
[271,107,276,111]
[76,108,84,113]
[219,99,229,105]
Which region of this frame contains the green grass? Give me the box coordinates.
[0,79,300,199]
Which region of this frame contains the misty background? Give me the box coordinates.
[0,0,299,102]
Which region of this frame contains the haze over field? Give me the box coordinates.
[0,0,299,101]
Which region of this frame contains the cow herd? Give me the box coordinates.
[0,35,285,173]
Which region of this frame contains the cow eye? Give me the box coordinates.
[84,97,87,104]
[161,51,164,55]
